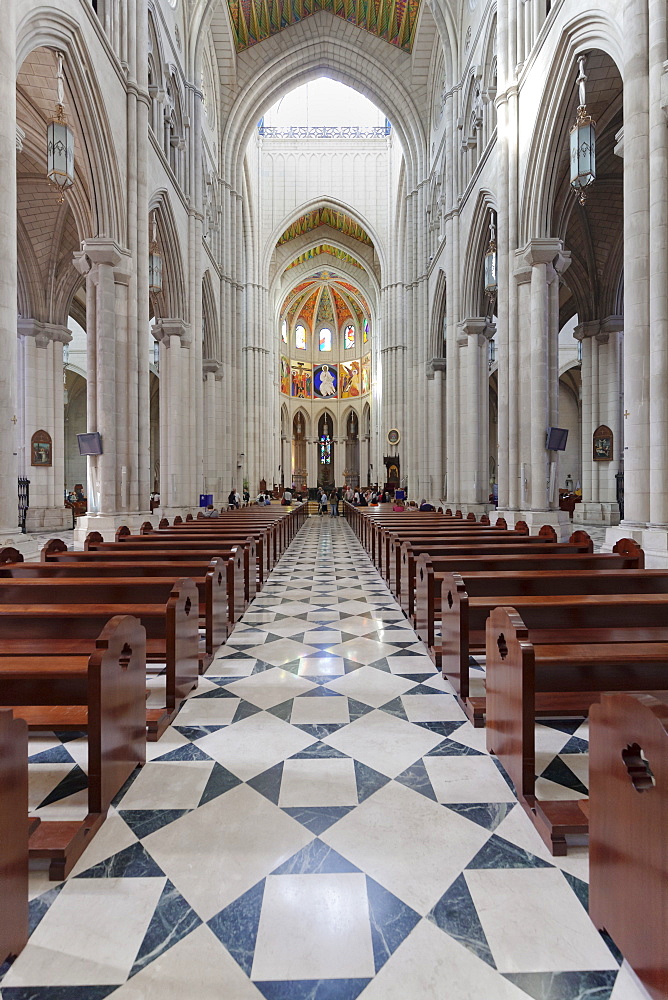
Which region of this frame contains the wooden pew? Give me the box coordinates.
[84,531,253,614]
[0,709,29,963]
[156,522,270,582]
[0,548,229,659]
[1,615,146,879]
[413,538,644,666]
[485,603,668,854]
[589,692,668,1000]
[381,522,529,583]
[400,532,593,622]
[0,581,198,740]
[439,562,667,725]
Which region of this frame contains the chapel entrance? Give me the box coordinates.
[344,410,360,489]
[318,412,335,490]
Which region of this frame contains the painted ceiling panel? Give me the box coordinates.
[277,207,374,247]
[285,243,365,271]
[228,0,420,52]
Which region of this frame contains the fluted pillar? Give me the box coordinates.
[457,318,494,510]
[153,318,191,514]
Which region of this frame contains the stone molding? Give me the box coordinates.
[152,317,191,347]
[17,319,72,349]
[457,317,495,347]
[203,357,223,377]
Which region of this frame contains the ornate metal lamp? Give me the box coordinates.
[570,55,596,205]
[47,53,74,203]
[483,211,497,298]
[148,213,163,294]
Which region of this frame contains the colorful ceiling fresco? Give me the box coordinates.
[285,244,365,271]
[227,0,420,53]
[331,288,353,325]
[277,208,374,248]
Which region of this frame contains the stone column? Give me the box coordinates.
[72,239,137,540]
[153,317,191,516]
[457,318,494,511]
[512,239,571,534]
[17,321,72,530]
[202,359,221,501]
[0,3,18,539]
[426,359,445,501]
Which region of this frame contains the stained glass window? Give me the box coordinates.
[281,320,287,343]
[319,327,332,351]
[363,320,369,343]
[344,324,355,349]
[295,324,306,350]
[320,434,331,464]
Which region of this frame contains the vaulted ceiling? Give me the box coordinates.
[226,0,421,53]
[277,207,374,248]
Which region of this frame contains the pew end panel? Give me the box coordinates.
[186,513,194,522]
[165,578,200,713]
[84,531,105,550]
[173,516,183,524]
[613,537,645,568]
[41,538,68,561]
[589,692,668,1000]
[159,518,169,528]
[205,557,230,652]
[0,710,29,962]
[0,546,23,565]
[440,572,469,699]
[115,526,131,542]
[514,520,529,535]
[569,529,594,553]
[139,521,154,534]
[538,525,558,543]
[496,517,507,530]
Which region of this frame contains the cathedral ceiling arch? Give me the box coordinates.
[274,252,380,316]
[16,15,127,244]
[148,190,189,323]
[460,187,496,319]
[220,20,427,186]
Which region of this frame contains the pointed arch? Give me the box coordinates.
[202,270,219,362]
[461,189,497,319]
[148,190,188,322]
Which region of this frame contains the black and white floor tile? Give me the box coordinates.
[0,518,650,999]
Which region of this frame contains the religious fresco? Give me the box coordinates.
[291,361,312,398]
[340,360,361,398]
[277,208,374,247]
[331,288,353,326]
[362,354,371,394]
[285,245,365,271]
[280,355,290,395]
[315,286,334,325]
[299,289,319,331]
[314,363,338,398]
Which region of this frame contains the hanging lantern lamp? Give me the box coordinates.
[484,211,497,297]
[47,53,74,203]
[148,213,163,294]
[570,55,596,205]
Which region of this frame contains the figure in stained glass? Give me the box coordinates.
[344,324,355,349]
[319,327,332,351]
[295,324,307,349]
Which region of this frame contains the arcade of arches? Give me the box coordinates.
[4,0,668,565]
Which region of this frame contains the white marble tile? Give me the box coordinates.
[246,639,316,666]
[323,781,489,914]
[465,868,618,973]
[323,710,442,777]
[385,655,437,675]
[195,711,315,780]
[446,723,489,754]
[68,807,139,878]
[301,629,343,646]
[117,761,214,810]
[279,758,358,807]
[110,923,264,999]
[335,600,378,615]
[224,668,316,708]
[424,755,516,803]
[143,784,313,920]
[2,877,165,986]
[262,617,314,637]
[402,693,467,722]
[359,916,529,1000]
[326,666,416,707]
[297,655,346,676]
[609,961,655,1000]
[338,617,387,636]
[145,729,191,762]
[290,696,350,725]
[174,694,240,726]
[252,874,375,980]
[207,657,258,677]
[534,723,579,755]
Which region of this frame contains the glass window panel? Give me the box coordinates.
[295,325,307,350]
[344,324,355,349]
[281,320,287,343]
[363,320,369,343]
[319,327,332,351]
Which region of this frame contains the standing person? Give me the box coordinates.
[228,488,238,510]
[234,489,241,509]
[329,489,339,517]
[319,489,328,515]
[283,487,293,506]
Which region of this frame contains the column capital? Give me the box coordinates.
[80,238,125,268]
[202,357,222,376]
[457,317,496,345]
[600,314,624,335]
[17,319,72,348]
[152,318,191,347]
[426,357,446,377]
[573,320,602,342]
[521,238,567,269]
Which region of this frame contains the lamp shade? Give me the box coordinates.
[570,110,596,204]
[47,111,74,192]
[484,241,497,296]
[149,248,163,294]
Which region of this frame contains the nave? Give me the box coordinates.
[1,519,647,999]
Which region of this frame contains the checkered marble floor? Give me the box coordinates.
[1,518,650,1000]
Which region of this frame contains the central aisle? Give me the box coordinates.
[4,517,645,999]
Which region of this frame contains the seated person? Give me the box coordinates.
[202,504,219,518]
[419,499,435,511]
[392,502,405,512]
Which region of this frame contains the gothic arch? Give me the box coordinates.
[148,190,188,322]
[429,269,447,360]
[461,188,497,319]
[16,9,127,243]
[202,270,219,362]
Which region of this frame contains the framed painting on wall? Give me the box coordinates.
[593,424,613,461]
[31,429,52,467]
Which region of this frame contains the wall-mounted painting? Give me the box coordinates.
[280,356,290,395]
[593,424,613,461]
[361,354,371,395]
[314,364,338,398]
[340,360,360,398]
[291,361,312,398]
[31,429,52,467]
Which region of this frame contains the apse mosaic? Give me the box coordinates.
[340,359,361,397]
[314,362,338,397]
[291,360,312,397]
